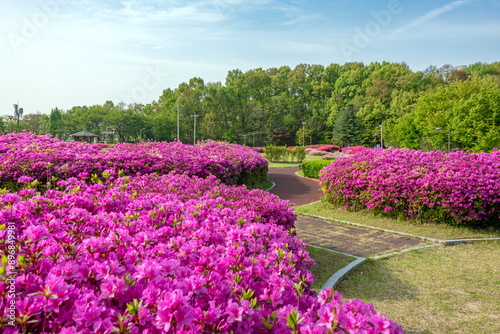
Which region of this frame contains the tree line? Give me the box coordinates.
[2,61,499,152]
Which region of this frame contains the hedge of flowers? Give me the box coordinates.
[321,152,352,160]
[304,146,339,155]
[0,133,267,189]
[252,147,265,153]
[320,148,500,226]
[340,146,370,155]
[0,173,402,333]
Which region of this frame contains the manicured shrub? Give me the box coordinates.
[264,145,305,162]
[0,173,401,333]
[301,160,332,179]
[320,148,500,226]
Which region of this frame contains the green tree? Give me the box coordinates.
[47,107,63,135]
[332,104,362,147]
[414,77,500,152]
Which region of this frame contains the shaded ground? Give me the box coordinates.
[268,167,426,257]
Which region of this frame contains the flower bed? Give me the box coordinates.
[0,133,267,188]
[252,147,265,153]
[341,146,370,155]
[0,173,401,333]
[305,146,339,155]
[321,152,352,160]
[320,148,500,226]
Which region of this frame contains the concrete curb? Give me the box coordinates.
[321,257,366,291]
[263,181,276,192]
[294,170,320,182]
[371,244,438,260]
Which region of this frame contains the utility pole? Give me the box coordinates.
[191,114,199,145]
[302,122,306,147]
[174,104,183,141]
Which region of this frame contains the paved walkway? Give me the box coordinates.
[267,167,426,258]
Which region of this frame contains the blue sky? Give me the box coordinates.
[1,0,500,115]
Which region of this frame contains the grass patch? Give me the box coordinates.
[336,241,500,334]
[264,154,323,168]
[246,179,274,191]
[306,246,355,291]
[295,201,500,240]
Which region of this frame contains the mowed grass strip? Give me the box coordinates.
[264,154,323,168]
[246,179,274,191]
[305,246,355,291]
[295,201,500,240]
[336,241,500,334]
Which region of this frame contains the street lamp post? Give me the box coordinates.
[140,128,145,142]
[7,116,13,132]
[174,104,183,141]
[239,133,250,146]
[191,115,199,145]
[436,127,450,153]
[302,122,306,147]
[251,132,259,147]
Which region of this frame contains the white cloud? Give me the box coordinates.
[390,0,471,36]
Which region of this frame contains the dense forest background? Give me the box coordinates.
[3,61,500,152]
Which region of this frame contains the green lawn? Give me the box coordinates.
[305,246,354,291]
[263,153,323,168]
[336,241,500,334]
[245,179,274,191]
[295,200,500,240]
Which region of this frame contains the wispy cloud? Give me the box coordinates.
[390,0,471,36]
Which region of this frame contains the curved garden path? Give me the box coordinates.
[267,167,426,259]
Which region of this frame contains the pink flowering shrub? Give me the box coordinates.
[305,146,339,155]
[0,133,267,188]
[321,152,352,160]
[320,148,500,226]
[305,149,328,156]
[341,146,370,155]
[0,173,402,333]
[252,147,265,153]
[316,145,339,152]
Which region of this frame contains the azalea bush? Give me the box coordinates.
[315,145,339,152]
[306,149,328,156]
[0,173,402,333]
[341,146,370,155]
[305,146,339,156]
[0,133,267,189]
[252,147,265,153]
[320,148,500,226]
[321,152,352,160]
